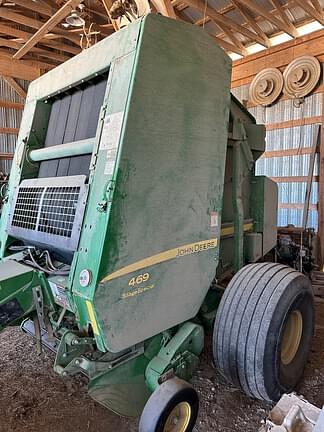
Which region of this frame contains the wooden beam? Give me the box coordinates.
[2,76,27,99]
[184,0,266,44]
[231,29,324,87]
[216,22,248,55]
[0,152,14,160]
[266,116,322,131]
[213,35,245,56]
[318,89,324,265]
[183,9,245,55]
[0,127,19,135]
[261,146,318,159]
[0,54,40,81]
[0,8,81,45]
[302,124,320,228]
[0,49,55,72]
[0,37,70,63]
[174,8,193,22]
[0,23,80,55]
[293,0,324,25]
[278,203,318,211]
[270,0,299,38]
[231,0,271,48]
[234,0,298,37]
[0,100,24,110]
[13,0,82,60]
[270,175,319,183]
[101,0,120,32]
[151,0,177,18]
[11,0,54,16]
[310,0,323,14]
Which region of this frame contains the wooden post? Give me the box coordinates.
[318,89,324,267]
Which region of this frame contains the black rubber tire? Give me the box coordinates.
[213,262,314,402]
[139,378,199,432]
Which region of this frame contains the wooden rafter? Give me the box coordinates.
[0,37,70,63]
[310,0,323,14]
[270,0,298,37]
[11,0,54,17]
[293,0,324,25]
[181,9,247,55]
[0,24,80,56]
[183,0,267,45]
[213,35,246,56]
[216,22,248,55]
[0,7,81,45]
[0,55,40,81]
[174,8,193,22]
[13,0,82,60]
[2,76,27,99]
[151,0,177,18]
[101,0,120,31]
[13,0,109,28]
[231,0,271,48]
[173,6,240,56]
[234,0,298,37]
[0,48,55,71]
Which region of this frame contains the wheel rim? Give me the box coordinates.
[163,402,191,432]
[281,310,303,365]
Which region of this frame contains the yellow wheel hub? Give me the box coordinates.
[163,402,191,432]
[281,310,303,365]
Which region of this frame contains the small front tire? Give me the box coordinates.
[139,378,199,432]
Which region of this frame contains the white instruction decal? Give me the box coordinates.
[210,211,219,228]
[100,111,124,151]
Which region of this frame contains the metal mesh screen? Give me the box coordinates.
[11,187,43,231]
[8,176,87,252]
[12,186,80,238]
[39,186,80,237]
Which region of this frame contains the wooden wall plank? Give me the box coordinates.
[232,29,324,87]
[278,203,318,210]
[0,127,19,135]
[270,175,319,182]
[266,116,322,131]
[0,153,14,160]
[261,147,318,158]
[0,100,24,110]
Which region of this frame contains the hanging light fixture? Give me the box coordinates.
[65,2,85,28]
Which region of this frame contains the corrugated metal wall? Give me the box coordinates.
[232,83,322,230]
[0,78,28,174]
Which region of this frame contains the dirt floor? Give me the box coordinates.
[0,303,323,432]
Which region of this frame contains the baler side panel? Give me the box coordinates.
[93,15,232,352]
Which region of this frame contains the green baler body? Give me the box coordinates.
[0,14,277,416]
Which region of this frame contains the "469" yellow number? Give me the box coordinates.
[128,272,150,286]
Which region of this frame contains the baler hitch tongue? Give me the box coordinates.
[0,260,39,331]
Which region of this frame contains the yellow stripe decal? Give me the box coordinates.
[220,223,253,237]
[86,300,100,335]
[102,238,218,283]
